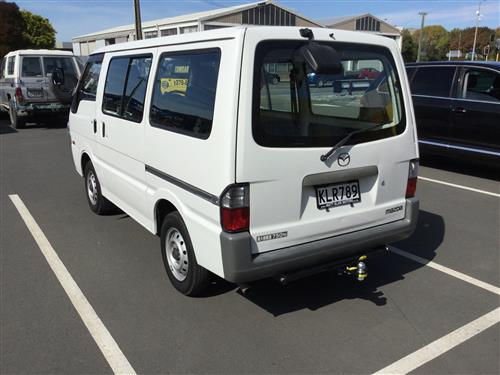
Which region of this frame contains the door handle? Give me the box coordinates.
[451,107,467,113]
[102,122,105,137]
[93,119,97,133]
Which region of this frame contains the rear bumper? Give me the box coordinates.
[220,198,419,283]
[16,102,70,117]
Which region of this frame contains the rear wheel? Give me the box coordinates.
[161,212,210,296]
[9,101,25,129]
[83,161,113,214]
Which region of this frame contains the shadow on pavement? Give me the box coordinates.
[238,210,445,316]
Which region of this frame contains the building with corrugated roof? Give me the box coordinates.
[72,0,321,56]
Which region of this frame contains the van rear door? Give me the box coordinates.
[236,32,418,254]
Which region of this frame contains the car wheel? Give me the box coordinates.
[161,212,210,296]
[9,101,25,129]
[83,161,113,214]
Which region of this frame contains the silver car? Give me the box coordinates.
[0,49,82,128]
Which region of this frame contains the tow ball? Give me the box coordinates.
[345,255,368,281]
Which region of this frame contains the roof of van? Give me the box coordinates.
[91,26,398,56]
[5,49,75,57]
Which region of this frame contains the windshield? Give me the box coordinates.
[252,40,405,147]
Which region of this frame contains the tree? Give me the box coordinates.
[413,25,450,61]
[401,29,416,62]
[0,2,25,57]
[20,10,56,49]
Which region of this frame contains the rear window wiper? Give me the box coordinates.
[320,123,388,162]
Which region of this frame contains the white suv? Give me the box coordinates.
[69,27,419,296]
[0,49,82,128]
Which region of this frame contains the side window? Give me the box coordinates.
[150,49,221,139]
[102,55,152,122]
[7,57,15,75]
[71,55,103,113]
[410,66,455,97]
[405,67,416,83]
[21,57,42,77]
[0,57,5,79]
[462,69,500,103]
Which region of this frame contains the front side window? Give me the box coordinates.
[71,54,103,113]
[43,57,77,78]
[410,66,455,97]
[462,69,500,103]
[7,56,15,75]
[253,40,404,147]
[102,55,152,122]
[150,49,220,139]
[21,57,42,77]
[0,58,5,78]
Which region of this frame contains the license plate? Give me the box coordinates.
[27,89,43,97]
[315,180,361,209]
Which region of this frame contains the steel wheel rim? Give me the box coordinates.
[86,171,98,206]
[165,228,188,282]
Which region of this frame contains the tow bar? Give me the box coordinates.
[274,246,388,285]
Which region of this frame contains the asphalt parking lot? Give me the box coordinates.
[1,118,499,374]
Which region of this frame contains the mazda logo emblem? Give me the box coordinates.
[338,153,350,166]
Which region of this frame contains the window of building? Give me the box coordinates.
[21,57,42,77]
[102,55,152,122]
[410,66,456,97]
[105,38,116,45]
[462,69,500,102]
[150,49,221,139]
[180,26,198,34]
[144,30,158,39]
[7,57,15,75]
[242,4,295,26]
[160,28,177,36]
[355,16,381,32]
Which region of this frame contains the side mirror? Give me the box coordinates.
[299,43,342,75]
[52,68,65,85]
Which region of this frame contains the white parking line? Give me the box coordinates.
[9,194,136,375]
[418,176,500,198]
[373,307,500,375]
[390,247,500,296]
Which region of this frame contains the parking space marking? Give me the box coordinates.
[9,194,136,375]
[390,247,500,296]
[373,307,500,375]
[418,176,500,198]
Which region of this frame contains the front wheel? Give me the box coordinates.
[83,161,114,214]
[161,212,210,296]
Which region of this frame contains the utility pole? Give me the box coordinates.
[416,12,427,62]
[471,0,484,61]
[134,0,143,40]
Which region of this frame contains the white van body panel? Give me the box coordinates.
[236,27,418,253]
[69,27,419,285]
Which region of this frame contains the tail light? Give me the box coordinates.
[15,87,25,104]
[220,184,249,233]
[406,159,419,198]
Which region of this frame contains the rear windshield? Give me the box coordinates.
[253,40,405,147]
[42,57,77,78]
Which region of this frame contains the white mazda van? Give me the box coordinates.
[69,26,419,296]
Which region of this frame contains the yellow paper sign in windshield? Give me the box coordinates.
[160,78,188,94]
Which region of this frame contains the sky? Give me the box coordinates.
[14,0,500,42]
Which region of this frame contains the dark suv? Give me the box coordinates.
[406,61,499,165]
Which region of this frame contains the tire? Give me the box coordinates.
[161,212,210,296]
[83,161,114,215]
[9,101,26,129]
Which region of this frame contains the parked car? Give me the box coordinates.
[406,61,500,165]
[0,49,82,128]
[69,27,418,296]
